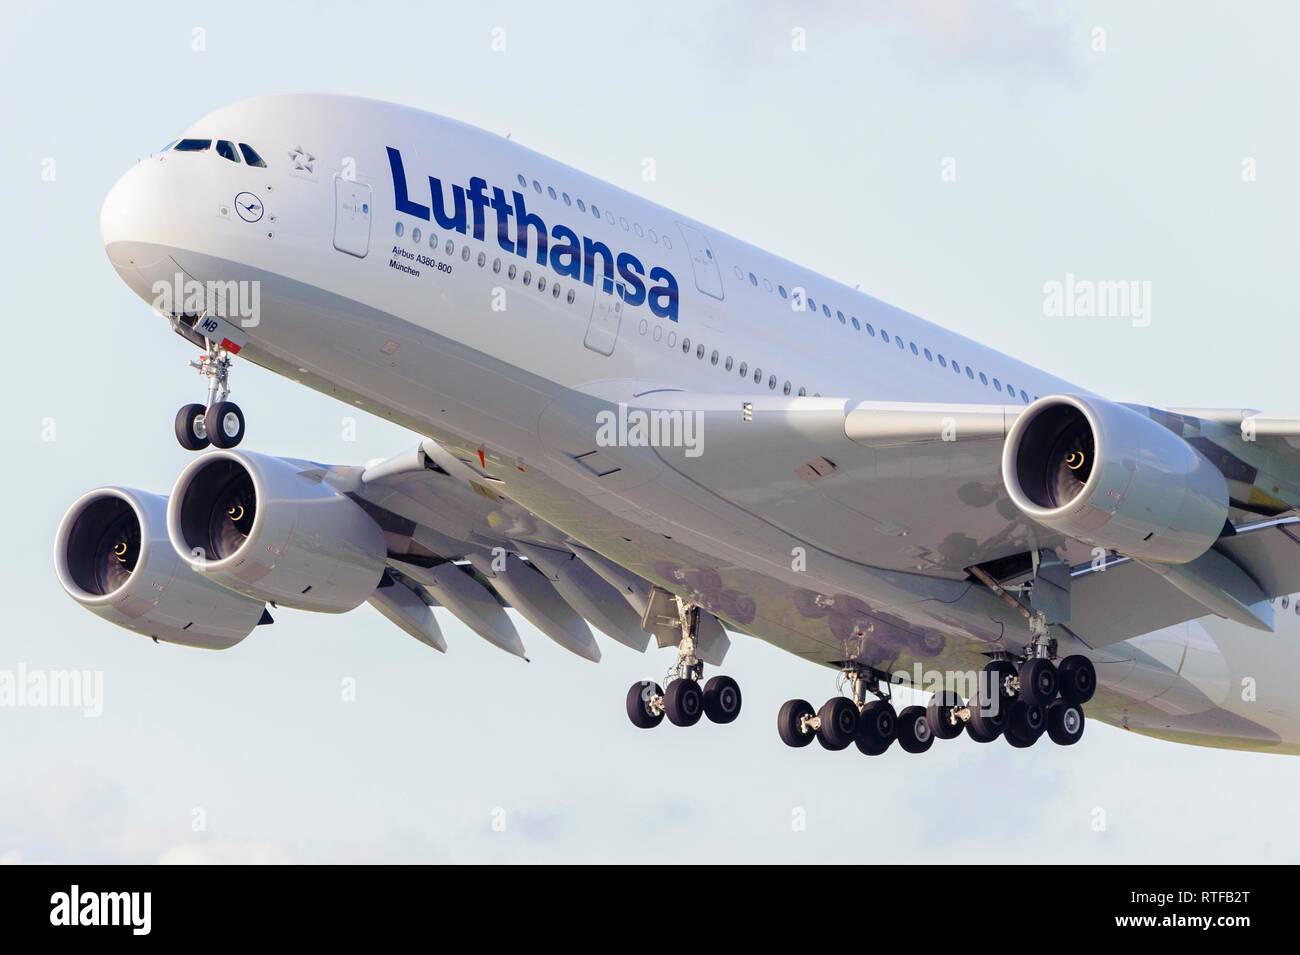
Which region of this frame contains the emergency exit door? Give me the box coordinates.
[584,283,624,356]
[333,177,372,258]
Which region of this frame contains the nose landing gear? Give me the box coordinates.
[175,339,245,451]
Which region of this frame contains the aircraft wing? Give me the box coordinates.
[596,393,1300,649]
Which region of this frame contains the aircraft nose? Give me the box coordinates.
[101,162,169,271]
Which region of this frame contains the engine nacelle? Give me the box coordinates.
[1001,395,1229,564]
[54,487,268,649]
[167,450,386,612]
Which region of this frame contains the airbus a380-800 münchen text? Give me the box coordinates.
[59,93,1300,757]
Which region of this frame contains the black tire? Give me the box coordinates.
[206,400,245,449]
[854,700,897,756]
[1057,655,1097,705]
[777,698,816,748]
[1046,700,1086,745]
[625,681,664,729]
[816,697,858,751]
[926,690,964,740]
[983,659,1018,703]
[664,678,704,727]
[1018,657,1058,706]
[1006,700,1046,745]
[174,403,210,451]
[967,692,1008,740]
[1004,725,1036,748]
[703,675,742,724]
[896,705,934,754]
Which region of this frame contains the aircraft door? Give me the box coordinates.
[676,221,724,300]
[584,282,624,356]
[333,177,372,257]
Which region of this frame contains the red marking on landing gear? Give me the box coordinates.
[220,338,242,355]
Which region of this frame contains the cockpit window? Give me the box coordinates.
[216,140,241,163]
[238,143,267,167]
[173,138,212,152]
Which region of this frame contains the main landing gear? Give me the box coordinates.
[935,653,1096,749]
[777,666,911,756]
[775,653,1096,754]
[626,598,742,729]
[175,339,245,451]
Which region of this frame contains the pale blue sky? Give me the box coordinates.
[2,1,1298,862]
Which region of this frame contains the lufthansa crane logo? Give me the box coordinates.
[234,191,264,223]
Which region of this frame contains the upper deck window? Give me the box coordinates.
[238,143,267,167]
[216,140,241,163]
[173,138,211,152]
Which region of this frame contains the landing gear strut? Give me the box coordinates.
[626,596,742,729]
[175,339,244,451]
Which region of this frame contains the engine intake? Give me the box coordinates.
[54,487,267,649]
[168,450,386,612]
[1002,395,1229,564]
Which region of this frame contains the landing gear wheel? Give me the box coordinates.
[816,697,858,751]
[926,691,964,740]
[967,693,1008,741]
[896,705,934,754]
[626,681,664,729]
[1057,655,1097,705]
[206,400,245,449]
[777,699,816,748]
[703,675,742,724]
[983,659,1018,703]
[1018,657,1058,706]
[854,700,897,756]
[1046,700,1086,745]
[1005,700,1046,747]
[174,403,210,451]
[664,678,703,727]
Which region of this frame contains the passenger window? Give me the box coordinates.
[238,144,267,167]
[216,140,241,163]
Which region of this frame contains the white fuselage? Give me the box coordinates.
[99,94,1300,754]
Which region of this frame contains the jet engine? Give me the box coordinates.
[1001,394,1229,564]
[54,487,268,649]
[167,450,387,612]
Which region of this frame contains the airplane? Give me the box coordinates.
[57,92,1300,758]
